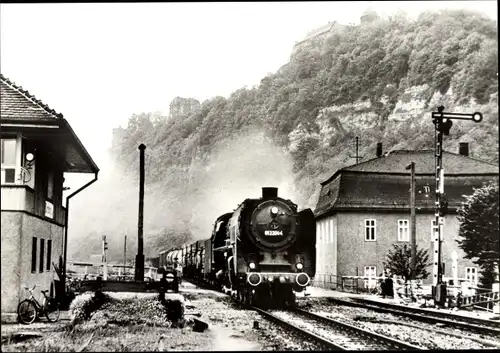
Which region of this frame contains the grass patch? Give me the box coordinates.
[2,324,215,352]
[3,292,198,352]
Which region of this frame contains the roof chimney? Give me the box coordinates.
[459,142,469,157]
[262,187,278,199]
[376,142,383,157]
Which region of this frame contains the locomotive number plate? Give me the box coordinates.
[264,230,283,236]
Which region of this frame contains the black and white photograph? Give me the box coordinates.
[0,1,499,351]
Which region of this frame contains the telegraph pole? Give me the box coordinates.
[123,232,127,276]
[431,106,483,306]
[405,162,417,281]
[102,234,108,280]
[349,136,364,165]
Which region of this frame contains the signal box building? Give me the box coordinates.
[1,74,99,321]
[313,143,498,289]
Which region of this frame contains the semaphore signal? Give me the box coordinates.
[431,105,483,307]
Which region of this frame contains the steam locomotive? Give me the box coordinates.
[159,187,316,307]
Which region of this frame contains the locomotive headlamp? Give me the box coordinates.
[296,262,303,270]
[271,206,279,215]
[249,262,256,270]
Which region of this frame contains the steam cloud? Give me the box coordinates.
[67,128,303,262]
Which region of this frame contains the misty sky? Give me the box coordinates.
[1,1,497,171]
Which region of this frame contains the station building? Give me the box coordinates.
[1,74,99,320]
[313,143,498,289]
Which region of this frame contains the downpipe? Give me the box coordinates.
[63,172,99,291]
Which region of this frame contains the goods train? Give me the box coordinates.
[158,187,316,307]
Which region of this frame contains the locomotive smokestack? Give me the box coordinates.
[262,187,278,198]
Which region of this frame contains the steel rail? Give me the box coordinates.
[251,306,346,351]
[350,297,500,329]
[292,308,422,350]
[327,297,500,337]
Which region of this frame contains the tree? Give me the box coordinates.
[456,180,499,287]
[479,262,498,290]
[383,244,431,282]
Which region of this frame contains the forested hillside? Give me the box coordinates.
[69,9,498,262]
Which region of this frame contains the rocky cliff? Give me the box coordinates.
[168,97,200,120]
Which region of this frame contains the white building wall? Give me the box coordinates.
[315,215,337,287]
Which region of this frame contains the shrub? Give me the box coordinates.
[69,291,110,325]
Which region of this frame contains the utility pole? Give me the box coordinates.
[123,232,127,276]
[431,106,483,306]
[135,144,146,281]
[102,234,108,280]
[349,136,364,165]
[405,162,417,281]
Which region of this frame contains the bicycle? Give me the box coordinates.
[17,284,60,324]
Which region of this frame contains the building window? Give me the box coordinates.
[465,267,478,285]
[39,239,45,273]
[365,219,376,241]
[1,138,17,184]
[46,240,52,272]
[398,219,410,241]
[364,266,377,288]
[31,237,37,273]
[431,219,446,240]
[431,220,438,241]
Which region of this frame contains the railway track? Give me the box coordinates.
[262,307,422,351]
[327,297,500,337]
[184,279,422,350]
[351,297,500,328]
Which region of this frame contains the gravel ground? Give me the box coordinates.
[10,285,494,351]
[182,289,321,351]
[296,297,499,350]
[2,286,322,352]
[271,310,374,350]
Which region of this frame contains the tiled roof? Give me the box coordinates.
[315,172,499,218]
[0,73,63,120]
[315,149,499,218]
[321,150,498,186]
[0,74,99,174]
[343,150,498,174]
